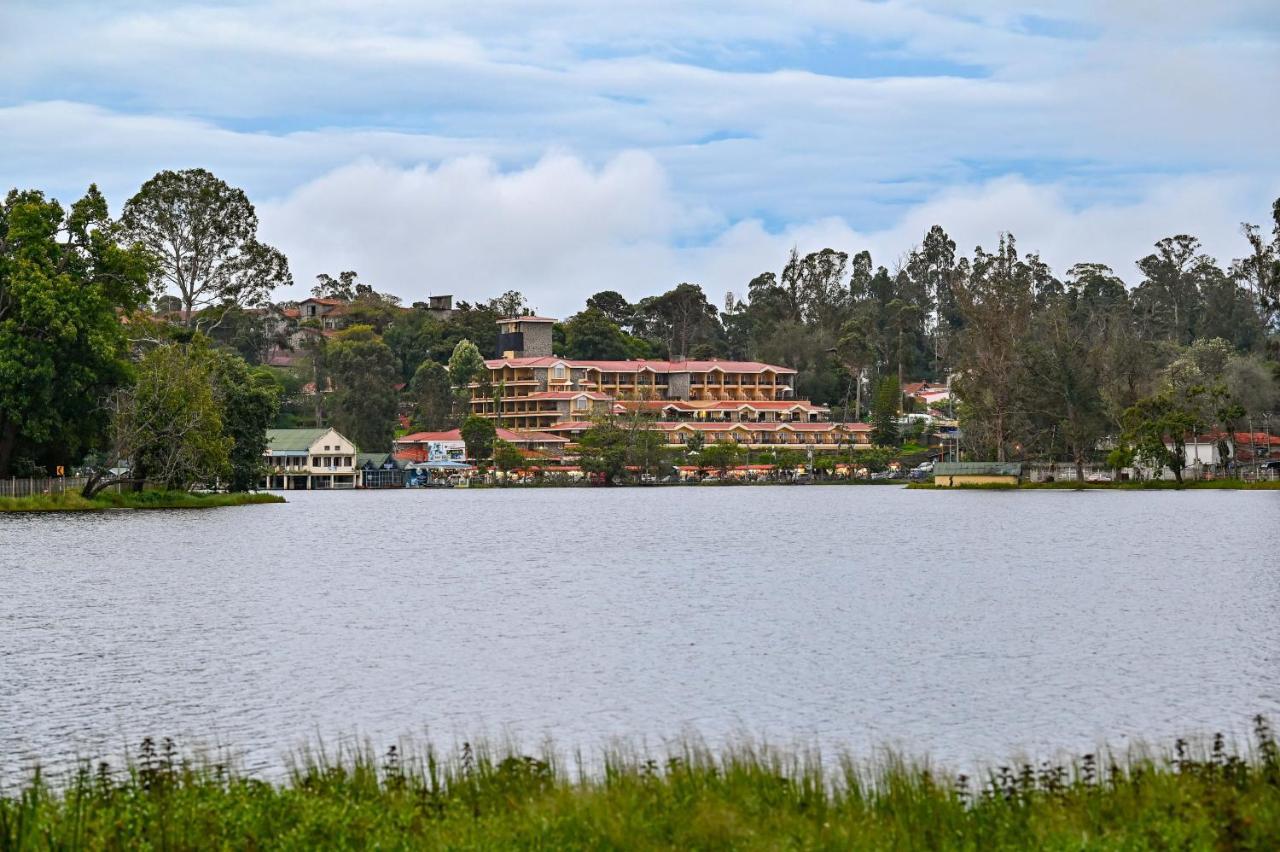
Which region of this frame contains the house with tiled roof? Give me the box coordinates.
[262,427,358,489]
[463,315,872,453]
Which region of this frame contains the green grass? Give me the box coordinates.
[0,490,285,513]
[3,720,1279,849]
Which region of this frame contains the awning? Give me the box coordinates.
[407,460,474,471]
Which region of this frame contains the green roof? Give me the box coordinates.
[357,452,396,468]
[265,428,331,453]
[935,462,1022,476]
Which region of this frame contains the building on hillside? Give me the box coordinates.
[903,380,952,409]
[262,427,359,489]
[298,297,350,330]
[464,315,876,453]
[933,462,1022,487]
[410,295,455,320]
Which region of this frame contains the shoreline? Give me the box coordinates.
[0,490,286,513]
[907,479,1280,491]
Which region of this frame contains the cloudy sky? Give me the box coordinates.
[3,1,1278,315]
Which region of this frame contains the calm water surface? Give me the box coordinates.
[2,486,1278,776]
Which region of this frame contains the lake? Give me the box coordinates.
[2,486,1278,777]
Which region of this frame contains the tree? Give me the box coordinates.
[384,308,445,381]
[869,375,900,448]
[99,343,231,493]
[1122,390,1198,484]
[449,338,486,395]
[312,270,359,301]
[460,415,497,461]
[906,225,959,373]
[326,325,399,452]
[562,307,641,360]
[1233,197,1280,331]
[1018,303,1107,481]
[0,186,151,475]
[698,440,743,478]
[409,360,454,431]
[121,168,291,328]
[488,290,528,317]
[625,423,669,478]
[635,283,722,360]
[577,420,629,484]
[953,234,1034,461]
[1131,235,1220,345]
[492,439,524,483]
[585,290,634,328]
[208,348,280,491]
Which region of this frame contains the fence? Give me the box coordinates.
[0,476,89,498]
[1024,463,1279,484]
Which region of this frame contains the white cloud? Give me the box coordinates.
[2,1,1277,317]
[257,154,1277,317]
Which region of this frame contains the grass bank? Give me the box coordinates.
[0,490,285,513]
[3,720,1279,849]
[908,479,1280,491]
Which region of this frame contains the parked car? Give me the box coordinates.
[1085,472,1113,483]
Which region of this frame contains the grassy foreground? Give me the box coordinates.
[3,720,1279,850]
[0,490,284,513]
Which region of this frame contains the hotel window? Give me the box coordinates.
[575,396,589,410]
[553,364,567,380]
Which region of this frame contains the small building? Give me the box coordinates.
[394,430,468,464]
[262,427,359,489]
[357,452,404,488]
[933,461,1022,487]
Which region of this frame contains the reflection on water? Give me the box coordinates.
[2,486,1278,776]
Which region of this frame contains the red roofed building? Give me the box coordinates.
[394,426,569,462]
[458,315,872,452]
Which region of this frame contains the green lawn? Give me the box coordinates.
[0,490,285,513]
[3,721,1278,849]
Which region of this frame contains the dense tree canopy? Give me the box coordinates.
[326,325,399,452]
[121,168,291,328]
[0,186,152,475]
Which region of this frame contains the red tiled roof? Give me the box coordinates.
[484,357,797,375]
[398,430,463,443]
[497,427,570,444]
[1191,431,1280,446]
[619,400,827,412]
[397,427,570,446]
[654,421,871,433]
[524,391,612,401]
[537,421,597,431]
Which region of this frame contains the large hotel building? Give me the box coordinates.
[466,316,871,451]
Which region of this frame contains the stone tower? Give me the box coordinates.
[496,316,555,358]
